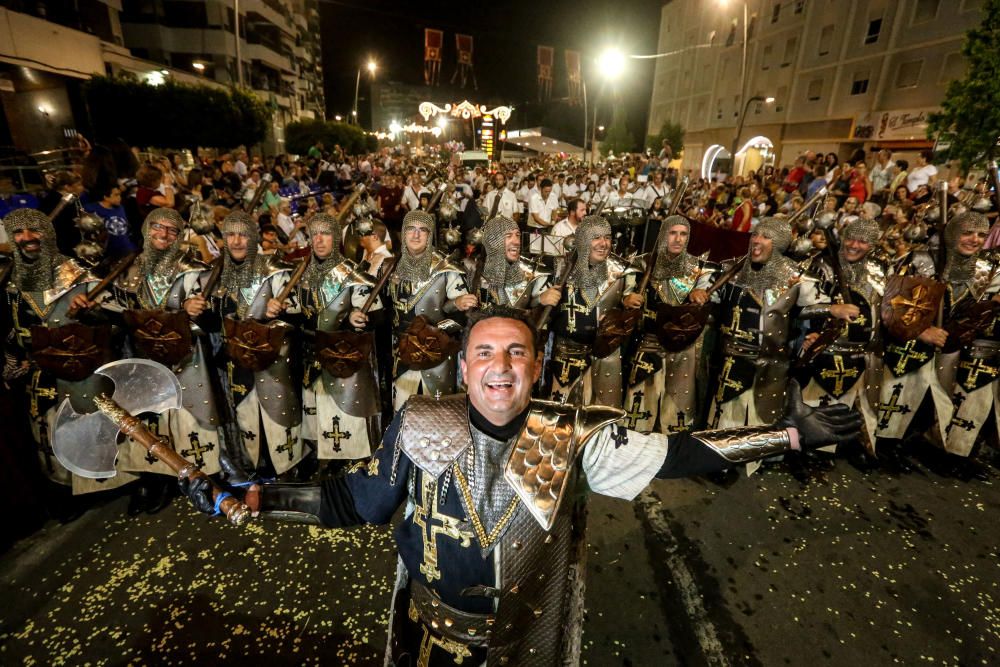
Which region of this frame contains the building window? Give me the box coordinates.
[716,99,724,120]
[782,37,797,66]
[726,21,736,47]
[851,71,870,95]
[818,24,834,56]
[748,14,758,39]
[775,85,787,112]
[795,0,805,14]
[896,59,923,88]
[762,44,773,70]
[865,18,882,44]
[771,3,781,23]
[807,78,823,101]
[913,0,940,24]
[939,51,966,84]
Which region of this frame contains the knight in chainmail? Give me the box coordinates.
[298,212,384,466]
[549,214,641,408]
[625,215,717,433]
[2,208,134,504]
[207,209,307,478]
[387,209,474,411]
[799,217,887,458]
[112,207,223,512]
[708,217,847,458]
[878,210,1000,459]
[180,306,862,666]
[470,215,552,311]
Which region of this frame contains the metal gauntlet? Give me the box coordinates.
[689,427,792,464]
[257,483,323,525]
[799,303,832,320]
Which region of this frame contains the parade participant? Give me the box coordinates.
[548,215,640,407]
[707,218,853,437]
[471,214,556,311]
[181,306,862,666]
[389,210,476,410]
[481,172,518,221]
[527,178,559,254]
[801,218,886,454]
[551,197,585,256]
[210,211,306,476]
[115,207,222,512]
[640,170,669,209]
[358,219,392,278]
[916,212,1000,457]
[625,215,715,433]
[298,213,383,464]
[2,207,133,505]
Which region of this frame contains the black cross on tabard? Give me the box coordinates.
[241,430,256,441]
[624,392,652,429]
[667,411,688,433]
[876,383,911,429]
[322,416,352,453]
[946,391,976,434]
[144,419,164,464]
[275,427,297,462]
[180,432,215,469]
[304,406,317,416]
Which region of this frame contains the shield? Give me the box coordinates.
[398,315,460,370]
[222,316,287,372]
[315,329,373,378]
[593,308,642,359]
[881,275,945,341]
[30,322,113,381]
[942,300,1000,354]
[122,309,193,366]
[654,303,709,352]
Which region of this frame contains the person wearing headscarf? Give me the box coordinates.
[113,207,222,513]
[208,210,306,478]
[470,215,556,311]
[547,214,641,408]
[799,217,885,459]
[388,210,476,410]
[2,207,133,512]
[707,218,850,472]
[298,212,383,466]
[624,215,717,434]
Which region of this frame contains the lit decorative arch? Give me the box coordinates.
[419,100,512,124]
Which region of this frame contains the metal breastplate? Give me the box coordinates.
[390,272,451,330]
[719,281,801,358]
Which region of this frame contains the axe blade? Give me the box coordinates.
[52,398,122,479]
[95,358,182,416]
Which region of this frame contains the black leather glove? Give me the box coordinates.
[776,380,863,449]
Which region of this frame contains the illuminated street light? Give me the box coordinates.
[597,48,626,80]
[732,95,776,176]
[334,114,342,122]
[192,61,205,71]
[367,60,377,75]
[353,58,378,127]
[436,116,447,129]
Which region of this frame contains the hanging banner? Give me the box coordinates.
[565,49,581,105]
[482,114,495,162]
[537,45,554,102]
[451,33,477,90]
[424,28,443,86]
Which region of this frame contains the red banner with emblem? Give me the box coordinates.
[452,33,477,89]
[565,49,581,104]
[424,28,443,86]
[537,45,553,102]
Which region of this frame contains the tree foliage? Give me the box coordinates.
[83,75,272,151]
[601,99,636,156]
[285,119,378,156]
[646,120,685,156]
[927,0,1000,169]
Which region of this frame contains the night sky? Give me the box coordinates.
[318,0,664,141]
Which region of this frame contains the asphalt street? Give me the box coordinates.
[1,444,998,666]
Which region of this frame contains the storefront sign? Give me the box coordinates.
[852,108,937,141]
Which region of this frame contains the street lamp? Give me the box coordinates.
[584,47,626,165]
[352,59,377,127]
[732,95,774,175]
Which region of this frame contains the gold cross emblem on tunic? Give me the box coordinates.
[889,340,929,376]
[819,354,860,396]
[412,476,474,583]
[958,358,999,392]
[720,306,754,344]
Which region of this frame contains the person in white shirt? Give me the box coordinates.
[276,200,307,248]
[552,173,566,205]
[550,197,586,256]
[359,219,393,277]
[641,170,668,208]
[605,173,634,209]
[906,150,938,192]
[233,151,248,179]
[562,175,580,200]
[528,178,560,254]
[482,172,519,220]
[516,174,537,208]
[451,167,474,211]
[401,174,428,212]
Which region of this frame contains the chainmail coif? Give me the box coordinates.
[2,208,67,292]
[839,218,881,284]
[572,215,612,300]
[481,215,522,294]
[736,217,796,295]
[652,214,691,281]
[305,212,343,287]
[219,211,261,295]
[943,211,989,283]
[396,210,436,283]
[139,207,187,281]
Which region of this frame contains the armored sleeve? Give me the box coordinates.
[319,410,411,527]
[270,271,300,315]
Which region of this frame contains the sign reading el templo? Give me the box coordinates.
[852,108,938,141]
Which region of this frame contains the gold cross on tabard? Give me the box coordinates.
[958,358,1000,392]
[667,411,688,433]
[275,427,297,462]
[556,355,589,385]
[28,370,57,419]
[226,361,247,396]
[411,475,474,583]
[946,391,976,434]
[720,306,755,344]
[890,340,930,376]
[877,382,911,429]
[714,357,745,404]
[322,416,352,453]
[564,291,591,334]
[890,284,936,327]
[820,354,860,396]
[629,356,655,385]
[623,392,652,429]
[180,432,215,468]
